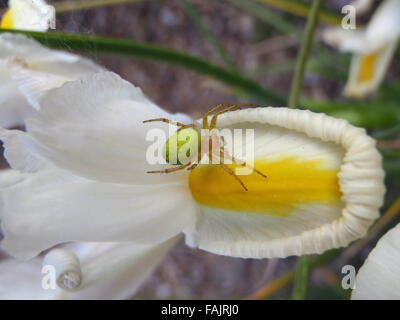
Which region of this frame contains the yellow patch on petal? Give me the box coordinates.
[189,157,342,216]
[0,9,13,29]
[358,52,378,83]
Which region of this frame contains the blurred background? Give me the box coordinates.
[0,0,399,299]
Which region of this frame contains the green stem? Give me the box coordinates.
[226,0,347,73]
[288,0,322,108]
[0,29,285,105]
[292,255,309,300]
[179,0,235,70]
[288,0,323,300]
[53,0,144,13]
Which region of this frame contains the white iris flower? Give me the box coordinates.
[323,0,400,98]
[0,0,55,31]
[0,71,385,265]
[352,222,400,299]
[0,33,103,128]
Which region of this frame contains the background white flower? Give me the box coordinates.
[352,222,400,300]
[322,0,400,98]
[0,0,55,31]
[0,33,103,128]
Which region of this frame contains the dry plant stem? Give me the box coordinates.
[378,140,400,150]
[317,266,339,285]
[287,0,322,300]
[340,197,400,263]
[245,271,295,300]
[244,249,339,300]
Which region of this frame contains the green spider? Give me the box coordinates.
[143,104,266,191]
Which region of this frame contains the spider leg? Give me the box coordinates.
[220,150,267,178]
[203,104,233,129]
[147,161,192,174]
[187,163,199,170]
[210,105,241,130]
[177,124,200,132]
[219,163,248,191]
[202,103,258,129]
[210,104,258,130]
[220,135,226,146]
[143,118,187,127]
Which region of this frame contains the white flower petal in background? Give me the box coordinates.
[0,238,178,299]
[350,0,375,15]
[322,0,400,98]
[0,33,104,128]
[0,0,55,31]
[344,41,398,98]
[352,222,400,300]
[0,128,50,173]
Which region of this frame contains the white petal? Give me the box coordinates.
[344,41,397,98]
[0,33,104,127]
[0,62,34,128]
[0,128,50,172]
[323,1,400,54]
[0,33,85,63]
[7,53,103,110]
[350,0,375,15]
[352,222,400,299]
[64,238,178,299]
[187,107,385,258]
[26,71,193,184]
[0,169,24,189]
[365,0,400,46]
[0,238,177,299]
[4,0,55,31]
[0,256,55,299]
[0,167,196,260]
[322,27,368,53]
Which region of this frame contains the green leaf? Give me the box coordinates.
[0,29,286,105]
[288,0,323,108]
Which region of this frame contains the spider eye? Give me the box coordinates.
[163,128,200,165]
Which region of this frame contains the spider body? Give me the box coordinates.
[163,127,201,165]
[143,104,267,191]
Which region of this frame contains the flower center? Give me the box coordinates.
[189,157,342,216]
[0,9,13,29]
[358,52,378,83]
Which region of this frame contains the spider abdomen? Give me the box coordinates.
[163,128,201,165]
